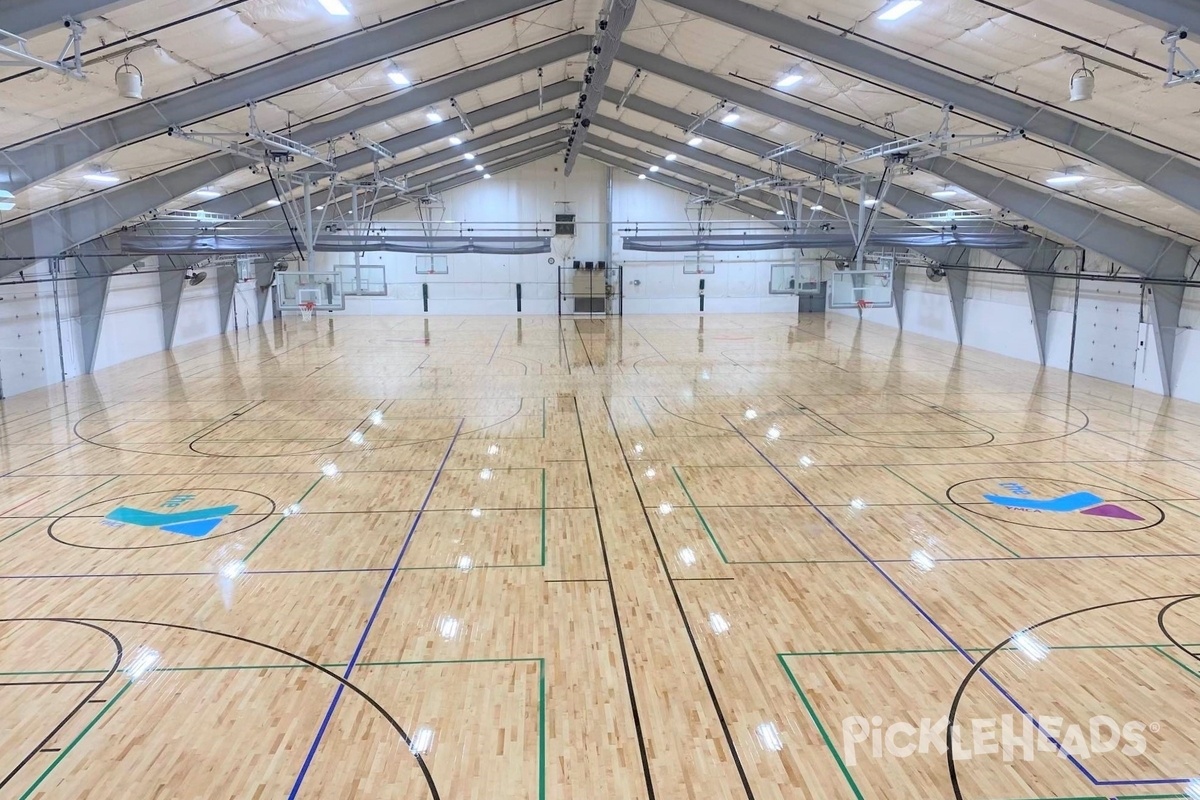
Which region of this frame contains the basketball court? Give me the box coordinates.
[0,313,1197,798]
[4,0,1200,796]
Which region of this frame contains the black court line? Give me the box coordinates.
[572,398,656,800]
[0,679,104,687]
[602,397,758,800]
[573,321,596,374]
[0,620,122,790]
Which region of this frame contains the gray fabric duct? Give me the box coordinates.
[622,231,1043,253]
[118,234,552,256]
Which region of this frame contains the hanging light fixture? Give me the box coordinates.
[115,56,143,100]
[1070,62,1095,102]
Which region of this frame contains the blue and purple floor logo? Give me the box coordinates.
[947,478,1163,532]
[983,481,1145,522]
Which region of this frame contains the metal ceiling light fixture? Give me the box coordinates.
[115,55,143,99]
[1069,59,1095,102]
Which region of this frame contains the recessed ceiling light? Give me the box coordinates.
[775,210,785,215]
[84,173,120,184]
[864,198,879,206]
[449,136,463,146]
[664,153,678,161]
[317,0,350,15]
[483,173,491,179]
[474,164,484,172]
[426,110,443,123]
[194,188,220,199]
[811,204,824,211]
[464,152,475,160]
[638,173,647,180]
[688,137,704,147]
[649,165,660,172]
[776,73,803,89]
[878,0,922,20]
[387,70,410,87]
[0,189,13,211]
[267,199,281,206]
[721,112,740,124]
[931,189,957,199]
[1046,173,1086,186]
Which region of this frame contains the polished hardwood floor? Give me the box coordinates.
[1,312,1199,799]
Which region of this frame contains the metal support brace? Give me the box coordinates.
[217,265,237,334]
[158,261,186,349]
[0,17,86,79]
[254,258,276,323]
[892,262,908,329]
[1025,271,1056,366]
[925,246,972,344]
[1164,29,1200,87]
[75,259,111,374]
[449,98,475,135]
[1149,281,1186,396]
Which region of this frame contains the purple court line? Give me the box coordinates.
[286,418,463,800]
[728,420,1194,788]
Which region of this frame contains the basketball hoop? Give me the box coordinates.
[300,300,316,321]
[856,298,873,312]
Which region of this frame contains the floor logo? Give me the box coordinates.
[983,482,1144,521]
[104,494,238,538]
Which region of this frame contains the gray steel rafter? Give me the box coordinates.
[615,45,1192,277]
[0,0,557,191]
[0,37,588,276]
[655,0,1200,215]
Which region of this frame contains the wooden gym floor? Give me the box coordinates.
[1,312,1199,799]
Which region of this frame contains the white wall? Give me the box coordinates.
[834,245,1200,403]
[313,157,804,316]
[0,256,271,399]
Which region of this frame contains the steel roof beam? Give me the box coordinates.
[0,0,138,37]
[1083,0,1200,32]
[201,98,575,217]
[0,0,558,192]
[372,142,567,217]
[0,38,587,275]
[579,145,785,223]
[563,0,637,175]
[615,45,1191,277]
[655,0,1200,216]
[591,107,1063,276]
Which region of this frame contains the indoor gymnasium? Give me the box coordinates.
[2,0,1200,797]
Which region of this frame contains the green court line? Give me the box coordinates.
[542,397,547,439]
[1075,464,1200,524]
[541,468,547,567]
[777,654,865,800]
[1153,645,1200,681]
[0,475,121,545]
[881,466,1022,558]
[9,657,547,798]
[779,649,1198,800]
[244,475,324,562]
[673,466,731,563]
[20,679,133,799]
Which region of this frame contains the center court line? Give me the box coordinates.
[729,422,1192,789]
[287,418,463,800]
